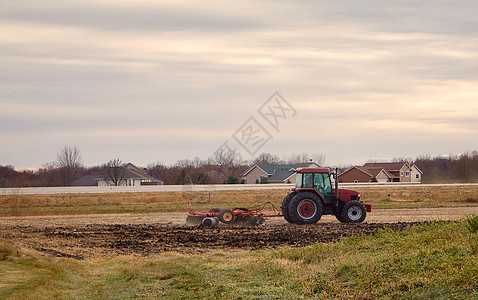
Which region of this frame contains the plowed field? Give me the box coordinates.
[2,206,477,259]
[1,222,417,259]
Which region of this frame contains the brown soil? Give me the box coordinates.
[2,206,476,259]
[0,222,418,259]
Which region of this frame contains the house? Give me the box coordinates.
[243,162,320,184]
[72,163,163,186]
[338,162,423,183]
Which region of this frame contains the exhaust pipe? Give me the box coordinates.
[335,168,340,203]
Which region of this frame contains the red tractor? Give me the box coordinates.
[282,168,371,224]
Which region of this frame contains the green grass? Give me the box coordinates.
[465,215,478,233]
[2,218,478,299]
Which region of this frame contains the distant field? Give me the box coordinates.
[1,184,478,216]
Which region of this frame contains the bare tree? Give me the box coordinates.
[56,145,83,186]
[104,159,126,186]
[253,152,281,165]
[146,162,166,181]
[38,162,61,187]
[287,153,326,165]
[212,145,242,175]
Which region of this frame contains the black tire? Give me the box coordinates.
[288,192,323,225]
[281,193,295,223]
[218,209,235,224]
[335,203,346,223]
[340,200,366,223]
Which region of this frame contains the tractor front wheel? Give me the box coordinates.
[288,192,323,225]
[340,200,366,223]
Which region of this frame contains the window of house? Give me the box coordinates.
[354,180,358,183]
[416,174,420,179]
[401,171,404,176]
[406,171,409,177]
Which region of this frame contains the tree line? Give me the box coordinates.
[3,146,477,187]
[414,151,478,183]
[0,145,326,187]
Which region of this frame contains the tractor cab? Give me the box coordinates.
[294,168,334,205]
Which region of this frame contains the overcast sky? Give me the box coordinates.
[2,0,478,169]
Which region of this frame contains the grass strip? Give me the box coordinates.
[2,218,478,299]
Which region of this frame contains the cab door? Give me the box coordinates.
[314,173,333,204]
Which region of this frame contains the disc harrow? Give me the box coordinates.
[187,202,282,227]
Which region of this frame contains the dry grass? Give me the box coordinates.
[354,185,478,208]
[0,241,39,261]
[0,189,288,217]
[1,185,478,216]
[0,241,21,260]
[0,189,287,207]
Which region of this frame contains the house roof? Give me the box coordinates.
[244,163,318,182]
[338,166,395,179]
[339,166,373,178]
[411,164,424,174]
[363,162,408,171]
[72,174,101,186]
[123,163,157,180]
[361,167,395,178]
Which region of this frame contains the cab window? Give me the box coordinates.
[314,173,324,190]
[295,173,303,188]
[322,173,332,193]
[302,173,314,188]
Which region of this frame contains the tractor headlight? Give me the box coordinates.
[358,194,361,200]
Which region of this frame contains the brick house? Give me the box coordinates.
[338,162,423,183]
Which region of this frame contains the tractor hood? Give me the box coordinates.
[334,188,361,202]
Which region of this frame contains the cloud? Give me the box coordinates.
[2,1,478,168]
[0,1,268,32]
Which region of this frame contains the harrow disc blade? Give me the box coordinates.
[186,215,204,226]
[234,215,266,226]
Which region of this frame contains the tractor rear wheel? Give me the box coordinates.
[340,200,366,223]
[218,209,235,224]
[281,193,295,223]
[288,192,323,225]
